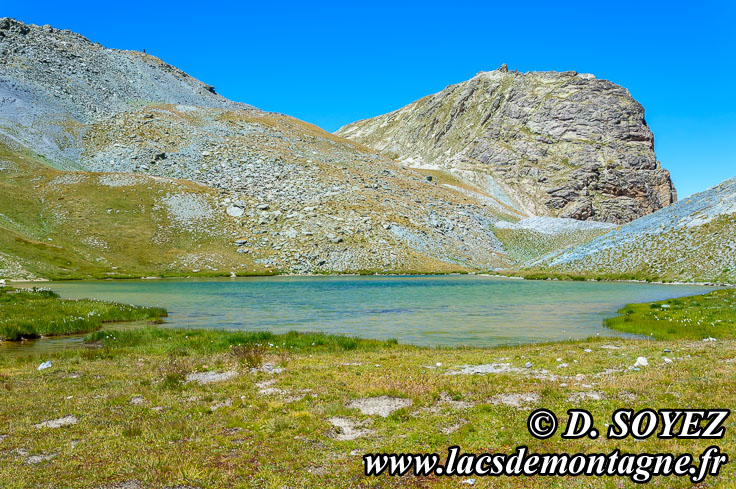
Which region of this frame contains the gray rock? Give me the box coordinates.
[347,396,413,417]
[226,205,244,217]
[35,415,78,429]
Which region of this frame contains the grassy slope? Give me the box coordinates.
[0,142,272,280]
[0,286,166,341]
[537,205,736,284]
[492,226,614,265]
[1,291,736,487]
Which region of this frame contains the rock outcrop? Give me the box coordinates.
[337,67,677,224]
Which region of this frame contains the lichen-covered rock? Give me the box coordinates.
[337,67,677,224]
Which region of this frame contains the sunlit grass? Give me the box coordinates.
[604,288,736,340]
[0,286,166,341]
[2,290,736,487]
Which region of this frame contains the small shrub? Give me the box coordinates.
[158,355,191,389]
[230,345,264,369]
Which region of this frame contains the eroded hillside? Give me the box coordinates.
[538,179,736,283]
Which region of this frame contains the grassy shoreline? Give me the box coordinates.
[0,286,167,341]
[1,289,735,487]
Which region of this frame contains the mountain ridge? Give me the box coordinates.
[0,19,525,278]
[537,177,736,283]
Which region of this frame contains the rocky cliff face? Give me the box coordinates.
[337,66,677,224]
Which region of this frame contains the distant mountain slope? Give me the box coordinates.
[0,142,267,280]
[539,179,736,283]
[337,66,676,224]
[0,17,247,169]
[492,217,616,264]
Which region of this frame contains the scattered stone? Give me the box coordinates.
[226,205,244,217]
[633,357,648,368]
[185,370,237,385]
[250,363,283,374]
[37,361,52,371]
[258,387,288,396]
[600,345,622,350]
[447,363,521,375]
[663,357,673,364]
[129,396,145,405]
[441,419,467,434]
[255,379,277,389]
[35,415,78,429]
[210,398,232,412]
[568,391,605,402]
[704,337,717,342]
[327,417,374,440]
[524,362,533,368]
[488,393,539,408]
[438,392,474,410]
[447,363,559,381]
[25,453,57,465]
[347,396,413,417]
[98,482,144,489]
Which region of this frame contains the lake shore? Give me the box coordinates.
[1,289,735,487]
[8,270,735,288]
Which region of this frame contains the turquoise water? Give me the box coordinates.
[36,276,714,347]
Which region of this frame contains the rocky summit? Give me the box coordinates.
[337,66,677,224]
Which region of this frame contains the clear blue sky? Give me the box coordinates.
[4,1,735,197]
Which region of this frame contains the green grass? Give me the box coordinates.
[0,286,166,341]
[492,226,612,265]
[84,327,398,355]
[604,287,736,340]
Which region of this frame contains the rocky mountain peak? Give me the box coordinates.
[337,69,677,224]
